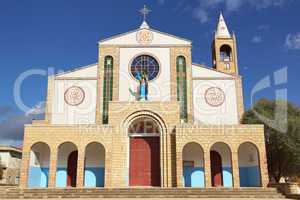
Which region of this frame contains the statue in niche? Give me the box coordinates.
[135,69,148,101]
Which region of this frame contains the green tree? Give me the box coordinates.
[242,98,300,183]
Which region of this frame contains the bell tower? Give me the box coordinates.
[212,13,238,75]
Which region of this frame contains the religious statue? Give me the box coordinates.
[135,70,148,101]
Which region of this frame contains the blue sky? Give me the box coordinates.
[0,0,299,146]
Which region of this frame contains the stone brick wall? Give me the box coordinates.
[175,124,269,188]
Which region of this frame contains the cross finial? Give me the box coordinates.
[139,5,151,21]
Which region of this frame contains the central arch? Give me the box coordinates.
[127,115,162,187]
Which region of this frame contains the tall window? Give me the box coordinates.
[176,56,188,122]
[102,56,113,124]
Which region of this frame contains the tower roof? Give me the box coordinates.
[215,13,231,38]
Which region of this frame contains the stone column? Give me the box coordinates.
[76,148,85,188]
[176,150,183,187]
[231,150,240,188]
[204,150,211,188]
[19,147,30,188]
[48,148,57,188]
[259,146,269,187]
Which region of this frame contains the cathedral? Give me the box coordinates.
[19,12,269,189]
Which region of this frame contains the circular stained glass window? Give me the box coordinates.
[130,55,160,81]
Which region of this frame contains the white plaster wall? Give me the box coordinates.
[51,79,97,124]
[0,152,10,168]
[30,144,50,167]
[183,143,204,167]
[57,143,77,168]
[193,79,238,125]
[211,143,232,167]
[85,143,105,167]
[238,143,259,167]
[119,48,171,102]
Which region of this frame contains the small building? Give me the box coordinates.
[0,145,22,185]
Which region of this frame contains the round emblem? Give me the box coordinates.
[136,29,153,44]
[64,86,85,106]
[204,87,225,107]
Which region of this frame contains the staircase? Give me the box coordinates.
[0,187,288,199]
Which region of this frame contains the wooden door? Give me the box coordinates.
[210,150,223,187]
[67,150,78,187]
[129,137,160,186]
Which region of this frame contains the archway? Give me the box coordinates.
[210,142,233,187]
[182,142,205,187]
[28,142,50,188]
[220,45,232,61]
[238,142,261,187]
[128,116,161,187]
[56,142,78,187]
[84,142,105,187]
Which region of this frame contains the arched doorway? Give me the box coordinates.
[210,142,233,187]
[210,151,223,187]
[238,142,261,187]
[182,142,205,187]
[128,116,161,187]
[84,142,105,187]
[56,142,78,187]
[28,142,50,188]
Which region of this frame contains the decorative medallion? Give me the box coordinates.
[204,87,225,107]
[136,29,153,44]
[64,86,85,106]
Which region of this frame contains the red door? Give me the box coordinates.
[210,151,223,187]
[129,137,161,186]
[67,151,78,187]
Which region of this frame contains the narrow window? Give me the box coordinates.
[102,56,113,124]
[176,56,188,122]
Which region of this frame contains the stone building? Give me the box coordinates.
[19,13,269,188]
[0,145,22,185]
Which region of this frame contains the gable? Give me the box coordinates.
[192,64,235,78]
[99,28,191,46]
[56,63,98,78]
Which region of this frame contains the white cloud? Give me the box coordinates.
[285,33,300,50]
[193,8,209,23]
[192,0,289,23]
[0,102,45,146]
[252,36,263,43]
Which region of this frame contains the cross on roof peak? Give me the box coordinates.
[139,5,151,22]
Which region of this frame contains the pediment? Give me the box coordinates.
[99,28,192,46]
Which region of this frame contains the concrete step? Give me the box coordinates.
[0,187,287,199]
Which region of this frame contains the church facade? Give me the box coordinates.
[19,14,269,188]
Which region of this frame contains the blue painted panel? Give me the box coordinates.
[239,166,260,187]
[84,167,105,187]
[222,167,233,187]
[183,167,205,188]
[56,168,67,187]
[28,167,49,188]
